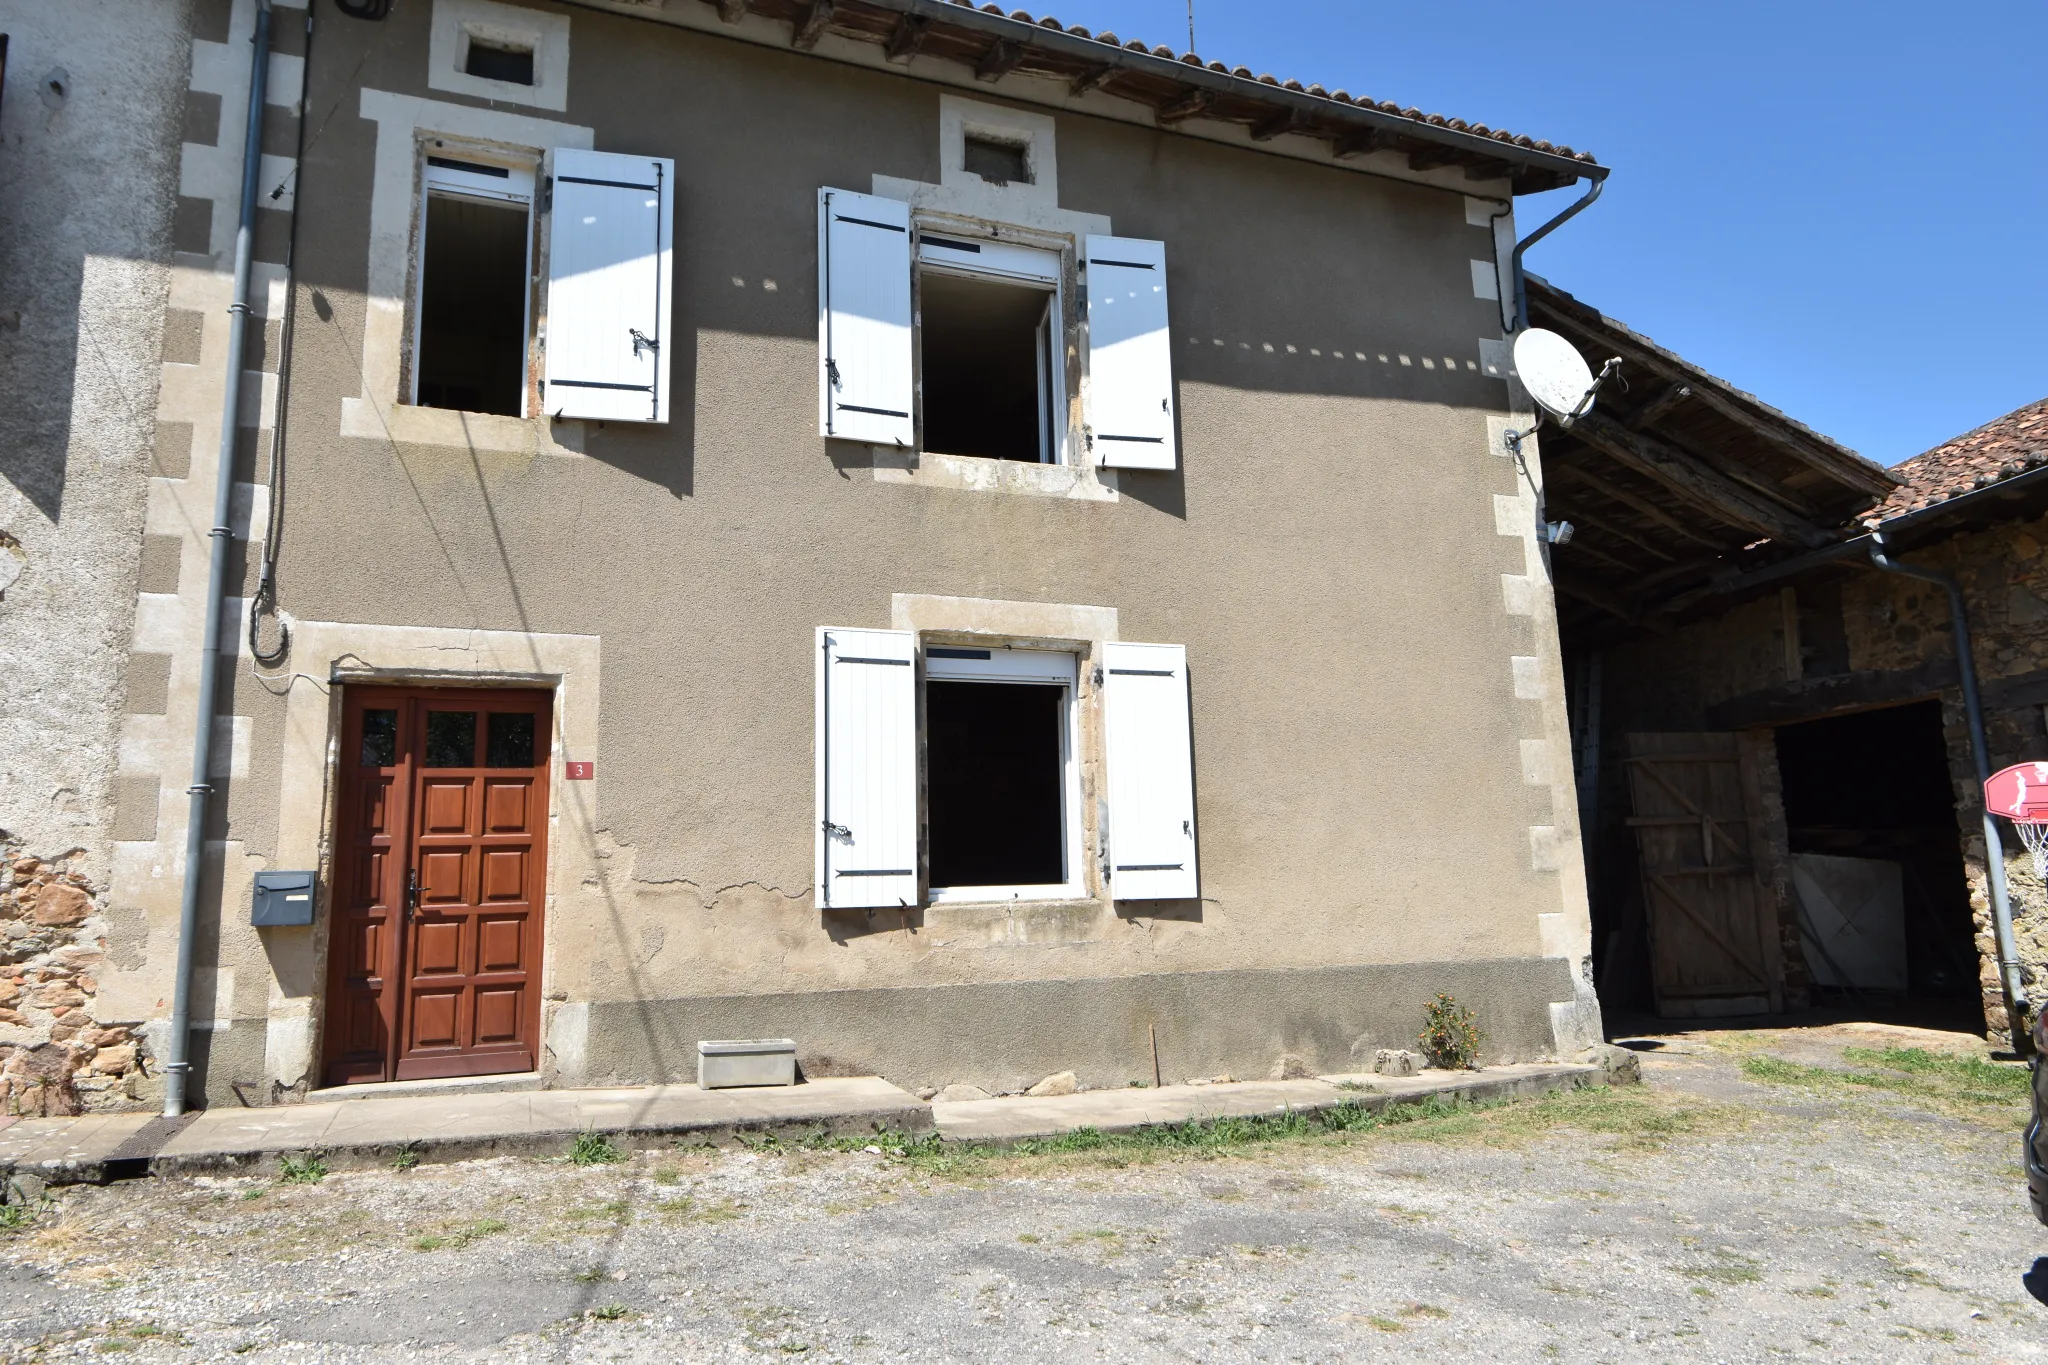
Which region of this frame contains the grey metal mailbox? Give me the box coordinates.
[251,871,317,927]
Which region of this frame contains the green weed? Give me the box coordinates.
[278,1152,328,1184]
[570,1132,622,1166]
[1740,1048,2027,1115]
[587,1303,631,1321]
[390,1142,422,1172]
[1419,992,1483,1070]
[410,1217,507,1252]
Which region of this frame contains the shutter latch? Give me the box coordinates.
[630,328,659,357]
[826,358,843,390]
[823,820,853,841]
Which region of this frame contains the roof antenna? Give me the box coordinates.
[1186,0,1195,53]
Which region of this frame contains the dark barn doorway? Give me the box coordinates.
[1773,700,1980,1007]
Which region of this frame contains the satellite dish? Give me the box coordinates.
[1512,328,1598,423]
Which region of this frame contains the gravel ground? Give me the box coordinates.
[0,1021,2043,1363]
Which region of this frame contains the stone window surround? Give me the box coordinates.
[427,0,572,113]
[262,619,602,1091]
[863,95,1125,503]
[887,594,1128,926]
[344,89,593,455]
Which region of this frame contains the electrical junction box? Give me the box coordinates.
[251,871,317,927]
[697,1038,797,1089]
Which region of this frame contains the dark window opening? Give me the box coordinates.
[415,194,528,416]
[486,711,535,768]
[360,710,398,768]
[1775,700,1979,1002]
[465,39,535,85]
[424,711,478,768]
[919,271,1052,463]
[963,135,1029,186]
[927,681,1065,888]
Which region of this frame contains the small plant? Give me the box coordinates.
[0,1203,36,1232]
[391,1142,422,1172]
[587,1303,631,1321]
[278,1151,328,1184]
[571,1131,622,1166]
[1418,993,1482,1070]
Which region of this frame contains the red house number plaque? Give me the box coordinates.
[565,761,595,780]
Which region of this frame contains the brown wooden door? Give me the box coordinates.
[1623,732,1785,1018]
[323,687,551,1087]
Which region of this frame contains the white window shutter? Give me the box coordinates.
[818,189,914,446]
[543,148,675,423]
[816,628,918,909]
[1083,235,1175,470]
[1102,641,1199,900]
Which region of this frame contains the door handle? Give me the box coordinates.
[405,866,420,919]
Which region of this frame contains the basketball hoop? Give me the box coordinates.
[1985,762,2048,879]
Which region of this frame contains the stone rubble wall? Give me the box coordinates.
[0,845,149,1115]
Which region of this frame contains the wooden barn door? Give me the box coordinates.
[322,687,552,1087]
[1624,733,1785,1018]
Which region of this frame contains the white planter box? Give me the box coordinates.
[697,1038,797,1089]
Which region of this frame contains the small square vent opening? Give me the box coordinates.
[465,37,535,86]
[963,134,1030,186]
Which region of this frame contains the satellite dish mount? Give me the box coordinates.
[1503,328,1622,455]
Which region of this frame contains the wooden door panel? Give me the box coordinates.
[410,991,460,1050]
[1624,732,1784,1018]
[477,916,525,971]
[484,781,529,832]
[480,850,527,901]
[475,988,521,1044]
[422,781,470,833]
[324,687,551,1086]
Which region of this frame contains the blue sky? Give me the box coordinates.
[1055,0,2045,466]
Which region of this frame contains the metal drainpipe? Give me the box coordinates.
[1865,531,2031,1040]
[164,0,273,1117]
[1511,174,1606,332]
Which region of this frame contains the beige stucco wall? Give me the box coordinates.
[100,0,1598,1098]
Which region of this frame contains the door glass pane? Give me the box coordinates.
[360,709,398,768]
[424,711,478,767]
[485,711,536,768]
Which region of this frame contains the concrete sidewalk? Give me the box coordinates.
[0,1062,1602,1186]
[0,1076,929,1183]
[934,1063,1600,1143]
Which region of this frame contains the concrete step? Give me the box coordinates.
[303,1071,545,1105]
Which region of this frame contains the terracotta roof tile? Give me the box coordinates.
[1868,397,2048,523]
[933,0,1595,162]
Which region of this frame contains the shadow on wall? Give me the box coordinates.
[574,330,697,501]
[0,253,82,523]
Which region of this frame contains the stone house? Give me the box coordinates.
[4,0,1618,1110]
[1537,275,2048,1047]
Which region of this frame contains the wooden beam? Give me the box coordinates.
[1704,659,1955,730]
[1333,128,1385,159]
[1561,505,1679,563]
[790,0,832,50]
[1407,145,1461,171]
[1250,108,1306,142]
[1539,314,1895,499]
[1555,575,1638,624]
[1632,382,1693,428]
[716,0,746,21]
[1550,462,1723,550]
[883,13,928,63]
[1569,410,1832,549]
[974,38,1022,82]
[1069,63,1117,96]
[1154,88,1213,125]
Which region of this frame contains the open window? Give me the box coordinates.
[410,154,536,417]
[818,191,1175,471]
[816,629,1198,909]
[917,233,1064,465]
[925,646,1083,901]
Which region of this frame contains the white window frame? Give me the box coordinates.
[913,224,1071,467]
[407,145,539,418]
[923,644,1087,904]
